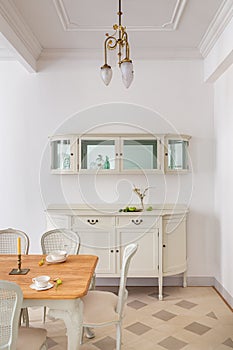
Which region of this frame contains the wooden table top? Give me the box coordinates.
[0,254,98,299]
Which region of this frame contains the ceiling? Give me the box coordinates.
[0,0,232,72]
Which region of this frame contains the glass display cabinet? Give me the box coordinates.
[49,134,191,174]
[164,135,191,173]
[50,135,77,173]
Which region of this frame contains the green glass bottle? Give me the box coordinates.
[104,156,110,169]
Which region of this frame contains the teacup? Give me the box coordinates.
[32,275,50,288]
[50,250,67,261]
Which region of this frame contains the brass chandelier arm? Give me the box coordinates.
[103,36,118,65]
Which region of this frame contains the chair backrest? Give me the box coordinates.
[41,228,80,255]
[116,243,138,317]
[0,280,23,350]
[0,228,29,254]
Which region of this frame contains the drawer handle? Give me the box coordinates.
[87,219,99,225]
[132,219,143,225]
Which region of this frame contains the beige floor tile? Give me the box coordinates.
[27,286,232,350]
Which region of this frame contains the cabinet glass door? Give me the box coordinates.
[167,140,189,170]
[50,137,76,172]
[80,138,117,171]
[122,139,158,171]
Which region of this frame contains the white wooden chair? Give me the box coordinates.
[0,228,30,327]
[81,243,138,350]
[41,228,81,322]
[0,280,48,350]
[41,228,80,255]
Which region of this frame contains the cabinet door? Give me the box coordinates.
[164,135,191,173]
[79,137,119,173]
[117,229,159,276]
[121,137,161,172]
[162,216,187,275]
[74,228,116,275]
[50,136,77,173]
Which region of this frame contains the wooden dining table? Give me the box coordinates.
[0,254,98,350]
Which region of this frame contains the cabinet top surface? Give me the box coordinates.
[46,204,188,216]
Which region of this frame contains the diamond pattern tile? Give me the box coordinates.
[125,322,152,335]
[158,336,188,350]
[184,321,211,335]
[223,338,233,348]
[206,311,218,319]
[127,299,147,310]
[153,309,177,321]
[176,300,197,309]
[93,336,116,350]
[47,337,58,349]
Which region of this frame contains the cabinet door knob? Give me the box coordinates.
[116,249,119,253]
[70,153,74,156]
[110,249,114,253]
[163,244,166,247]
[132,219,143,225]
[87,219,99,225]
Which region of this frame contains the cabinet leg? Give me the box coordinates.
[183,271,187,288]
[158,276,163,300]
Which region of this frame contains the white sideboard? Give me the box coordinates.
[46,204,188,300]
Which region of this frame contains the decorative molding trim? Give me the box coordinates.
[39,47,202,61]
[53,0,187,32]
[199,0,233,58]
[0,0,42,71]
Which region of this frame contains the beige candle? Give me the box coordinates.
[17,237,21,255]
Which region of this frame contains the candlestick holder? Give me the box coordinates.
[9,254,30,275]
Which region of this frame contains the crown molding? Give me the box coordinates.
[199,0,233,58]
[53,0,187,32]
[39,47,202,61]
[0,0,42,71]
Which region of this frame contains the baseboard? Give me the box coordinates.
[214,278,233,309]
[96,275,215,287]
[96,276,233,309]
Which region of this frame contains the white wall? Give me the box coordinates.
[0,58,215,280]
[214,63,233,304]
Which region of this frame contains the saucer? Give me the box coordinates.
[30,282,54,291]
[46,255,67,264]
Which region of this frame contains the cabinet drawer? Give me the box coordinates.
[117,215,158,229]
[72,216,114,229]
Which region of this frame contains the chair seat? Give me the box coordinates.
[82,290,119,326]
[17,326,47,350]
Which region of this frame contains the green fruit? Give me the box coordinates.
[129,207,136,211]
[146,206,153,211]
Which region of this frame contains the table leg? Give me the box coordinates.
[49,299,83,350]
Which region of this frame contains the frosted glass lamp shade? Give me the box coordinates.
[121,61,134,88]
[100,64,113,86]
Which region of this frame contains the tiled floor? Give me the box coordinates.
[28,286,233,350]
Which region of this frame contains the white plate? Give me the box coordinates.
[30,282,54,291]
[46,255,67,264]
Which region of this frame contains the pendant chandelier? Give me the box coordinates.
[100,0,134,88]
